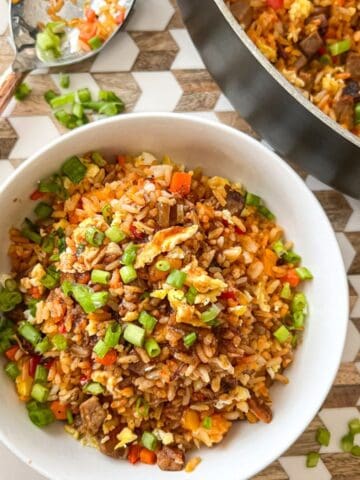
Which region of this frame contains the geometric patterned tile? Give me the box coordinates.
[168,0,185,29]
[284,416,324,456]
[323,385,360,408]
[336,232,356,273]
[91,32,139,72]
[0,118,17,158]
[216,111,259,139]
[314,191,352,231]
[341,320,360,362]
[349,276,360,318]
[174,69,220,111]
[214,93,235,112]
[319,407,360,453]
[322,452,360,477]
[132,71,182,111]
[279,456,331,480]
[305,175,332,192]
[170,29,205,70]
[10,75,56,116]
[126,0,175,31]
[346,232,360,274]
[131,31,178,71]
[345,196,360,233]
[0,0,8,35]
[252,462,289,480]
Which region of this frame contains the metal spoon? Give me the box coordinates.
[0,0,135,113]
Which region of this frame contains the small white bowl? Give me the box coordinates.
[0,113,348,480]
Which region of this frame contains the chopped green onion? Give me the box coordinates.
[99,102,118,116]
[166,269,187,289]
[120,265,137,284]
[280,282,292,300]
[85,227,105,247]
[88,36,103,50]
[93,339,109,359]
[319,54,332,65]
[99,90,121,102]
[202,416,212,429]
[47,21,66,34]
[38,174,66,198]
[184,332,197,348]
[138,311,157,333]
[155,260,171,272]
[306,452,320,468]
[52,333,67,351]
[35,337,51,354]
[201,305,220,324]
[31,383,49,403]
[21,227,42,244]
[49,253,60,262]
[348,418,360,435]
[83,382,104,395]
[283,250,302,265]
[27,403,55,427]
[104,322,122,347]
[328,39,351,56]
[91,269,110,285]
[42,234,55,254]
[258,205,275,220]
[44,89,58,104]
[355,103,360,125]
[185,285,198,305]
[91,151,107,166]
[18,322,42,346]
[36,29,61,56]
[351,445,360,457]
[293,311,305,328]
[4,279,17,292]
[102,204,113,224]
[77,88,92,103]
[105,225,127,243]
[50,92,75,109]
[56,228,67,253]
[341,433,354,452]
[272,240,286,257]
[34,364,48,383]
[4,361,20,380]
[41,267,60,289]
[61,156,87,184]
[123,324,145,347]
[292,292,307,313]
[274,325,291,344]
[71,285,109,313]
[141,431,158,451]
[72,102,84,119]
[66,409,74,425]
[295,267,313,280]
[14,82,31,101]
[316,427,330,447]
[121,243,138,266]
[59,73,70,89]
[245,192,261,206]
[61,280,73,297]
[135,397,149,417]
[144,338,161,358]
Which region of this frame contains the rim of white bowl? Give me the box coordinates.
[0,113,349,480]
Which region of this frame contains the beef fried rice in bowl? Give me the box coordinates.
[0,114,348,480]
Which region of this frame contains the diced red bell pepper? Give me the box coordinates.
[5,345,19,361]
[281,269,300,287]
[127,444,141,464]
[235,226,245,235]
[30,189,44,201]
[130,224,145,240]
[29,355,41,377]
[220,290,236,300]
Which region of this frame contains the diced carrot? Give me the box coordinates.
[117,155,126,166]
[96,349,117,366]
[5,345,19,361]
[140,447,157,465]
[115,11,125,25]
[182,409,200,431]
[30,189,44,201]
[262,248,277,277]
[79,22,97,42]
[50,400,67,420]
[169,172,192,196]
[128,444,141,464]
[281,268,300,287]
[29,286,42,299]
[68,213,79,224]
[85,8,96,22]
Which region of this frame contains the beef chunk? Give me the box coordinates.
[221,375,237,392]
[157,446,185,471]
[299,31,323,57]
[334,95,355,128]
[225,189,245,216]
[294,54,308,71]
[343,80,360,99]
[79,396,106,436]
[307,13,328,34]
[230,0,253,28]
[346,52,360,81]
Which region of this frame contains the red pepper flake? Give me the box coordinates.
[44,359,55,370]
[130,224,145,240]
[317,46,326,55]
[221,219,229,227]
[29,355,41,377]
[58,323,67,334]
[220,290,237,301]
[30,189,44,201]
[235,226,245,235]
[117,155,126,167]
[128,445,141,464]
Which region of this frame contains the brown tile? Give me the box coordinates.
[0,33,14,76]
[314,191,352,231]
[334,362,360,386]
[353,318,360,332]
[346,232,360,275]
[349,281,358,315]
[252,461,289,480]
[173,70,220,111]
[92,73,140,112]
[168,0,185,28]
[10,75,57,116]
[216,111,260,140]
[322,385,360,408]
[0,118,17,158]
[133,51,178,71]
[130,32,178,71]
[322,453,360,479]
[284,416,323,456]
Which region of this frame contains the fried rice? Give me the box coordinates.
[0,151,312,471]
[227,0,360,137]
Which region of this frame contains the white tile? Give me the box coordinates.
[91,32,139,72]
[348,275,360,318]
[319,407,360,453]
[305,175,332,191]
[0,160,14,186]
[341,320,360,362]
[9,116,60,159]
[214,93,235,112]
[0,443,46,480]
[279,456,331,480]
[170,29,205,70]
[132,72,182,112]
[51,73,100,98]
[126,0,174,31]
[1,97,16,118]
[345,195,360,232]
[335,232,355,272]
[0,0,9,35]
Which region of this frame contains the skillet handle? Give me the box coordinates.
[0,66,27,115]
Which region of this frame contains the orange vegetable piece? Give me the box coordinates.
[96,349,117,366]
[79,22,97,42]
[115,10,125,25]
[127,444,141,464]
[281,269,300,287]
[5,345,19,361]
[169,172,192,196]
[140,448,157,465]
[117,155,126,166]
[85,8,96,22]
[262,248,277,277]
[30,189,45,201]
[182,409,200,431]
[29,287,42,299]
[50,400,67,420]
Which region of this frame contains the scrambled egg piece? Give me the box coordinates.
[182,260,227,302]
[115,427,137,449]
[289,0,313,22]
[135,225,198,269]
[167,289,209,328]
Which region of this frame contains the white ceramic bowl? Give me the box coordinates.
[0,113,348,480]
